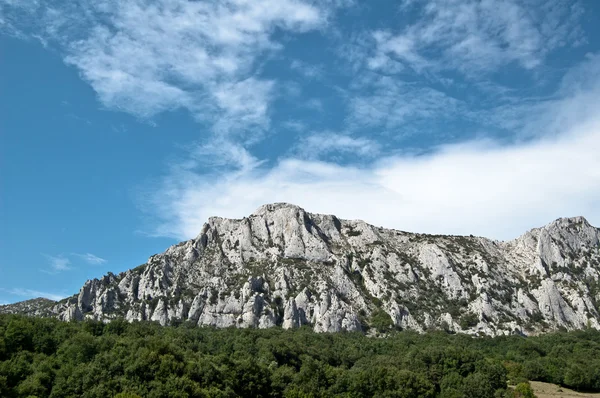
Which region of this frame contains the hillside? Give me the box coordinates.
[0,298,55,316]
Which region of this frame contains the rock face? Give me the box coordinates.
[3,204,600,336]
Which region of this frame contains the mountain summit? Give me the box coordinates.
[3,204,600,336]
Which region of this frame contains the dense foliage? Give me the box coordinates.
[1,315,599,397]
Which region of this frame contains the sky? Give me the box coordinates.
[1,0,600,304]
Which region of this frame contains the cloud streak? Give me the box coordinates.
[44,255,71,272]
[41,252,106,272]
[73,253,107,265]
[294,132,381,160]
[347,75,463,134]
[366,0,584,76]
[0,288,66,302]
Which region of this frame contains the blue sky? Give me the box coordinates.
[1,0,600,304]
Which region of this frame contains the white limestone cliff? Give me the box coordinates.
[5,204,600,336]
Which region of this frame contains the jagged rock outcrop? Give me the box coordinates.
[3,204,600,336]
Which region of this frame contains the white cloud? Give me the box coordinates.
[294,132,381,159]
[0,288,66,302]
[303,98,325,112]
[73,252,107,265]
[367,0,584,76]
[44,255,71,272]
[146,60,600,241]
[4,0,332,139]
[40,253,105,273]
[347,51,600,141]
[174,139,264,175]
[5,0,598,248]
[210,78,275,136]
[470,53,600,139]
[281,120,306,132]
[290,59,324,79]
[348,76,462,131]
[148,114,600,241]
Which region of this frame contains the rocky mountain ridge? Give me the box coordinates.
[3,203,600,336]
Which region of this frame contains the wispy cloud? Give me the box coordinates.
[44,255,71,272]
[73,252,106,265]
[347,75,463,134]
[294,132,381,160]
[332,1,589,146]
[2,0,333,142]
[4,0,598,248]
[295,98,325,113]
[366,0,585,77]
[0,288,66,302]
[281,120,306,132]
[144,55,600,241]
[65,113,92,125]
[290,59,324,79]
[40,252,107,272]
[210,78,275,137]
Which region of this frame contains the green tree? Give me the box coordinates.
[370,309,394,333]
[513,381,536,398]
[463,372,495,398]
[115,393,143,398]
[564,363,592,391]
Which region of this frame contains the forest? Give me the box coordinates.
[1,314,599,397]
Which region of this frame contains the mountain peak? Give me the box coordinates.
[252,202,306,216]
[549,216,591,228]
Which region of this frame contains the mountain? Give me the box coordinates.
[3,203,600,336]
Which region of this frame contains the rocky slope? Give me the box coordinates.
[0,298,55,316]
[3,203,600,336]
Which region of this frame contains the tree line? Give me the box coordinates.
[1,314,599,397]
